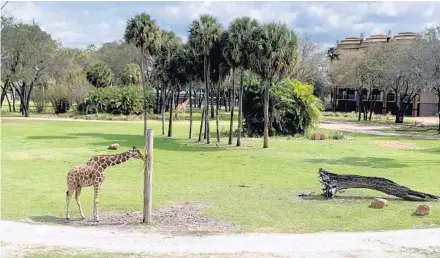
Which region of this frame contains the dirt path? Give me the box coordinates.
[320,121,440,139]
[1,220,440,257]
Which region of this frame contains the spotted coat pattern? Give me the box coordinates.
[65,147,144,221]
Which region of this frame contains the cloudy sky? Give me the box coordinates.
[3,1,440,49]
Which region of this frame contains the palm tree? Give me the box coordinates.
[222,31,240,145]
[188,14,222,144]
[157,30,182,135]
[182,44,202,139]
[227,17,260,146]
[124,13,162,137]
[167,46,185,137]
[210,31,231,142]
[250,22,298,148]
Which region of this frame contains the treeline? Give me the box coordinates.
[328,27,440,125]
[1,13,329,148]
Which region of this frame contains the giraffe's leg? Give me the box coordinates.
[66,187,74,220]
[75,186,85,219]
[93,186,100,222]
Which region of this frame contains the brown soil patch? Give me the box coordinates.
[26,202,240,235]
[375,140,423,150]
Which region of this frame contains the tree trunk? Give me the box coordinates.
[161,84,166,136]
[0,83,8,109]
[395,105,405,124]
[155,88,160,114]
[189,80,193,139]
[318,168,440,201]
[141,48,147,137]
[168,90,174,137]
[228,67,235,145]
[216,82,220,143]
[368,95,378,121]
[210,87,215,119]
[5,89,12,112]
[11,88,16,112]
[204,54,210,144]
[236,69,244,147]
[223,89,228,111]
[198,103,205,142]
[263,78,270,148]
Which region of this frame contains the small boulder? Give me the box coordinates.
[370,198,388,209]
[415,204,431,216]
[108,143,120,150]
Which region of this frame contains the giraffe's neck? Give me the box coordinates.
[87,151,132,170]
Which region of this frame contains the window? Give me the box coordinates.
[337,88,356,100]
[387,93,395,102]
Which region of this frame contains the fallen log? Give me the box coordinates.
[318,168,440,201]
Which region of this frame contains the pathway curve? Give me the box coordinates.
[1,220,440,257]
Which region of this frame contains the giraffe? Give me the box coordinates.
[174,98,190,121]
[65,146,145,221]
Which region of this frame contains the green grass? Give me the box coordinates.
[379,125,440,136]
[2,118,440,233]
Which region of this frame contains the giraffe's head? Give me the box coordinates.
[128,146,145,160]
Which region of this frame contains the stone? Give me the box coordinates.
[415,204,431,216]
[370,198,388,209]
[108,143,120,150]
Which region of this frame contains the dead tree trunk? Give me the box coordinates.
[318,168,440,201]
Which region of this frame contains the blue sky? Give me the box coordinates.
[4,1,440,49]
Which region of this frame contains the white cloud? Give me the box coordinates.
[3,1,440,50]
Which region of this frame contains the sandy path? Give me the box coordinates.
[1,220,440,257]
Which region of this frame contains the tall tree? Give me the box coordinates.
[227,17,260,146]
[421,26,440,131]
[1,21,57,117]
[121,63,141,85]
[86,61,112,87]
[381,40,427,123]
[188,14,222,144]
[210,32,231,142]
[124,13,162,137]
[249,22,298,148]
[153,30,182,135]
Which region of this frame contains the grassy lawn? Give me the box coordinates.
[379,125,440,136]
[2,118,440,233]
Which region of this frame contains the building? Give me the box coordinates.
[327,32,439,117]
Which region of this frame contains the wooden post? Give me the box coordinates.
[143,129,153,223]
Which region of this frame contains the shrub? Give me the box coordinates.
[310,132,328,140]
[331,131,345,140]
[52,97,71,114]
[243,76,323,137]
[31,87,46,113]
[77,85,155,115]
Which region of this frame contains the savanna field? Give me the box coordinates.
[2,118,440,233]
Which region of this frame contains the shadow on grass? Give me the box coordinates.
[304,157,407,168]
[300,193,401,202]
[27,132,227,153]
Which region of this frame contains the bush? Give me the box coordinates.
[31,87,46,113]
[77,85,155,115]
[52,97,71,114]
[331,131,345,140]
[310,132,328,140]
[243,76,323,137]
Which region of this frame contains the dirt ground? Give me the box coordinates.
[25,202,240,235]
[375,141,423,150]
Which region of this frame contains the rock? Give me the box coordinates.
[370,198,388,209]
[108,143,120,150]
[415,204,431,216]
